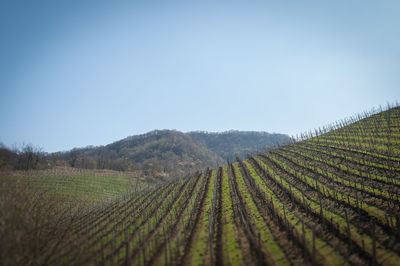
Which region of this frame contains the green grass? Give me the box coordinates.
[11,166,154,205]
[188,170,215,265]
[265,152,396,227]
[220,166,243,265]
[279,147,400,200]
[254,156,400,265]
[233,163,289,266]
[244,160,347,266]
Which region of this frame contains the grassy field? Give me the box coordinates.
[2,105,400,265]
[6,166,158,205]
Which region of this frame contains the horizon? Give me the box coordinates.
[1,102,390,154]
[1,1,400,152]
[1,128,290,153]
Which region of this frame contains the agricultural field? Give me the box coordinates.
[3,105,400,266]
[7,166,159,205]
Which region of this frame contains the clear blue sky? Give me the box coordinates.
[1,1,399,152]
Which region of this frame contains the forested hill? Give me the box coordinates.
[105,130,224,173]
[187,130,291,161]
[53,130,289,179]
[57,130,224,179]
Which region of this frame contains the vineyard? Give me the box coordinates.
[6,105,400,266]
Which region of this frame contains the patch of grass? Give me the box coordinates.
[221,166,243,265]
[233,163,289,266]
[10,166,155,205]
[189,170,215,265]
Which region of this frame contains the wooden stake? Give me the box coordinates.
[344,210,351,252]
[312,228,316,263]
[372,222,376,265]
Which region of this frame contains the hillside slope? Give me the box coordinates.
[57,130,290,180]
[59,130,225,179]
[105,130,225,175]
[4,105,400,265]
[11,166,158,205]
[187,130,290,161]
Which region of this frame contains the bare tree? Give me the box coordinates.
[16,143,44,170]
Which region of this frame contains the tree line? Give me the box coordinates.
[0,143,46,170]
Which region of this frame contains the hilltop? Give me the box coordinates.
[187,130,290,161]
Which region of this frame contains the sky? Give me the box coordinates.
[1,0,400,152]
